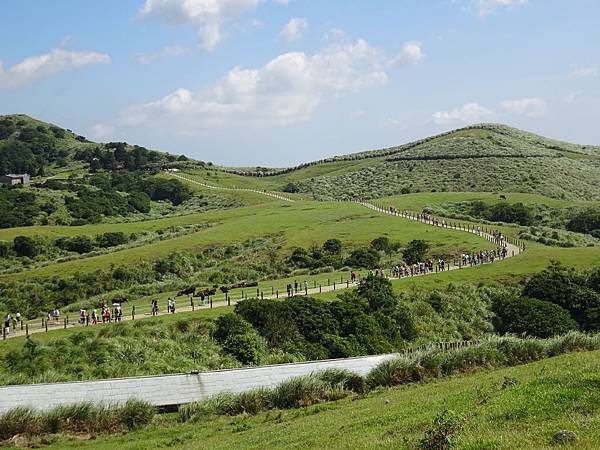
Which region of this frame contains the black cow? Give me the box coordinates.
[177,286,196,297]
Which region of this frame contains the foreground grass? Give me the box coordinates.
[44,349,600,449]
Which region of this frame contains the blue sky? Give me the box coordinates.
[1,0,599,165]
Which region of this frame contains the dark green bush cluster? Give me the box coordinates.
[288,237,404,271]
[522,262,600,331]
[213,314,260,364]
[0,400,155,440]
[229,274,416,361]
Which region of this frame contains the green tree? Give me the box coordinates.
[492,294,578,338]
[403,240,429,264]
[322,238,343,255]
[370,236,390,253]
[13,236,42,257]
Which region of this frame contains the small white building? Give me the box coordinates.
[0,174,30,186]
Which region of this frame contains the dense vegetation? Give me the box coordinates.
[0,114,184,176]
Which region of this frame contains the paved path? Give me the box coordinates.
[2,181,523,341]
[169,172,296,202]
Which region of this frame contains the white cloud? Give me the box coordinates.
[468,0,528,16]
[380,117,406,128]
[391,41,425,66]
[89,123,116,140]
[571,65,598,78]
[432,102,495,125]
[0,47,110,89]
[139,0,261,51]
[564,91,583,104]
[119,37,420,130]
[500,97,546,117]
[279,17,307,42]
[136,45,190,64]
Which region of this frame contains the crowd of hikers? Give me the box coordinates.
[2,212,514,337]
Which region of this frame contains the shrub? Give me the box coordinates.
[345,248,380,269]
[223,333,260,365]
[492,295,579,338]
[213,313,254,344]
[271,375,347,409]
[403,239,429,264]
[418,410,464,450]
[0,407,40,440]
[0,401,155,439]
[322,238,343,255]
[96,232,129,248]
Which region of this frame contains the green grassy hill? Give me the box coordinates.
[200,124,600,201]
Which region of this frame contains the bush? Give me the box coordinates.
[403,239,429,264]
[223,333,260,365]
[0,400,155,440]
[492,295,579,338]
[418,410,464,450]
[13,235,43,258]
[96,232,129,248]
[345,248,380,269]
[213,313,254,344]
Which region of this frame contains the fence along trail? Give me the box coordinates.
[2,176,523,340]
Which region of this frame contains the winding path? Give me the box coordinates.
[2,175,523,341]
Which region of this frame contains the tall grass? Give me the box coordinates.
[179,369,360,422]
[0,400,155,440]
[180,331,600,422]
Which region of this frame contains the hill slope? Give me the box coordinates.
[210,124,600,201]
[0,114,190,176]
[40,348,600,450]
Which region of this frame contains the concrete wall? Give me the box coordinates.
[0,354,397,413]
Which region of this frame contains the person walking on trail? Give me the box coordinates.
[4,313,11,335]
[294,280,298,294]
[91,309,98,325]
[303,280,308,294]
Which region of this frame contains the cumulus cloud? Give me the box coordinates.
[391,41,425,66]
[468,0,528,16]
[139,0,262,50]
[432,102,495,125]
[499,97,546,117]
[136,44,190,64]
[118,37,422,131]
[571,65,598,78]
[0,47,110,89]
[89,123,116,140]
[279,17,307,42]
[564,91,583,104]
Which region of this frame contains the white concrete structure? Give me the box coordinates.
[0,354,397,413]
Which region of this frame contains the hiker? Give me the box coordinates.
[91,309,98,325]
[286,283,292,297]
[351,271,356,282]
[303,280,308,293]
[79,309,86,325]
[294,280,298,293]
[3,313,11,335]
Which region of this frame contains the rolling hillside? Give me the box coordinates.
[204,124,600,201]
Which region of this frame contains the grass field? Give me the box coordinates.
[0,201,495,280]
[40,348,600,449]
